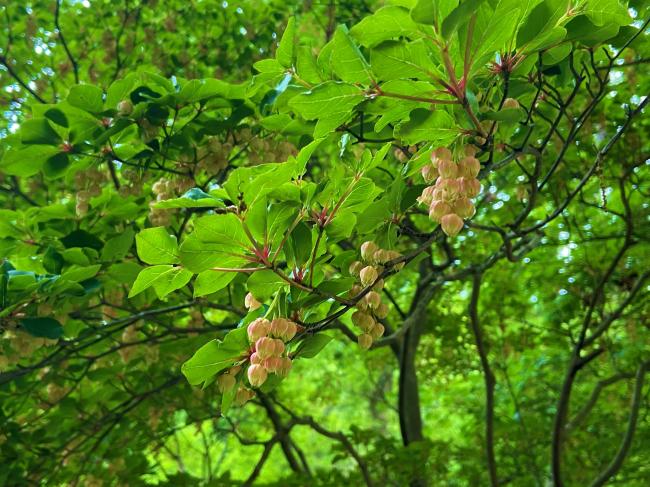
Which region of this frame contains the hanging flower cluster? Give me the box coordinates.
[246,317,296,386]
[215,316,298,406]
[348,241,402,349]
[418,146,482,237]
[74,168,106,217]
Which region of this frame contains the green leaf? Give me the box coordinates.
[517,0,569,48]
[61,230,104,250]
[106,76,136,109]
[327,210,357,239]
[224,160,299,203]
[44,108,69,127]
[254,58,285,74]
[178,214,249,273]
[41,152,69,179]
[0,145,60,177]
[20,317,64,339]
[330,26,373,84]
[289,82,364,137]
[395,108,458,145]
[179,239,249,274]
[565,15,621,46]
[43,247,64,274]
[584,0,630,26]
[467,1,521,74]
[267,203,300,248]
[67,84,104,113]
[194,270,237,297]
[189,213,249,248]
[135,227,179,265]
[296,46,323,84]
[128,265,192,298]
[221,385,236,414]
[442,0,486,38]
[374,98,427,132]
[411,0,456,25]
[339,177,382,214]
[247,270,286,301]
[101,228,135,261]
[295,138,325,174]
[277,17,296,68]
[61,264,102,282]
[371,39,443,81]
[177,79,242,103]
[20,119,62,145]
[482,107,526,122]
[245,196,268,243]
[286,223,313,267]
[293,333,333,359]
[350,6,419,48]
[181,327,248,385]
[543,43,572,64]
[154,188,225,209]
[527,26,567,51]
[357,198,392,233]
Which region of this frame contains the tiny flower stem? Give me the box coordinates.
[271,209,305,264]
[308,227,325,287]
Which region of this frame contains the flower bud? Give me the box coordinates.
[421,164,438,183]
[418,185,436,206]
[441,213,464,237]
[365,291,381,309]
[460,178,481,198]
[359,266,378,287]
[437,159,458,179]
[349,261,363,277]
[276,357,292,377]
[360,241,379,262]
[373,249,390,264]
[217,373,236,393]
[429,200,452,222]
[272,338,285,356]
[516,185,528,201]
[255,337,276,359]
[438,177,461,197]
[453,197,476,219]
[117,100,133,116]
[458,156,481,178]
[358,334,373,350]
[375,302,389,319]
[352,311,375,332]
[373,279,384,291]
[269,318,289,339]
[247,318,270,342]
[370,323,385,340]
[262,356,283,373]
[385,250,404,270]
[431,187,446,202]
[234,386,254,406]
[250,352,262,365]
[356,298,369,311]
[245,292,261,311]
[433,147,453,161]
[464,145,478,157]
[283,321,297,342]
[247,364,268,387]
[349,284,363,297]
[503,97,520,109]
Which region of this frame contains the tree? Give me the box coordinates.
[1,0,649,485]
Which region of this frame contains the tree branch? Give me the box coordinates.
[469,272,498,487]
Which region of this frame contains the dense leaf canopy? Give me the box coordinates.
[1,0,649,486]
